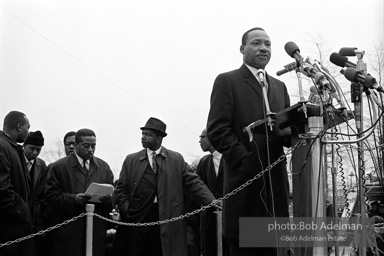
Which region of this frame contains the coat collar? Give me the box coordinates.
[0,131,31,185]
[68,153,99,177]
[139,147,168,161]
[0,130,18,148]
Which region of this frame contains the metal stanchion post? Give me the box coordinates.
[215,210,223,256]
[308,117,327,255]
[86,204,95,256]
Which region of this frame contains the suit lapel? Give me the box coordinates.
[32,161,41,188]
[217,157,224,179]
[265,73,275,101]
[69,154,88,177]
[88,159,95,177]
[240,64,263,98]
[208,156,217,191]
[17,145,31,189]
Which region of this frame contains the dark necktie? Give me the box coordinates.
[28,161,35,188]
[152,152,158,174]
[83,160,88,171]
[82,160,90,178]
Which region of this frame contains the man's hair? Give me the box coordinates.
[63,131,76,144]
[241,27,265,46]
[3,111,27,130]
[75,128,96,143]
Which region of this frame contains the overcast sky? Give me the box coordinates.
[1,0,383,176]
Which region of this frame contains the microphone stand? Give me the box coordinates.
[355,52,367,256]
[257,70,275,131]
[295,65,308,118]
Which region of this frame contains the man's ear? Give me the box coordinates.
[16,123,23,131]
[240,45,245,54]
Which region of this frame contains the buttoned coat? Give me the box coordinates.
[29,157,48,231]
[0,131,34,256]
[45,154,114,256]
[207,64,291,238]
[113,147,215,256]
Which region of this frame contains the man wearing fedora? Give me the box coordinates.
[111,117,219,256]
[23,130,49,256]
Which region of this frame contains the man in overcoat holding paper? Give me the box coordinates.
[45,128,114,256]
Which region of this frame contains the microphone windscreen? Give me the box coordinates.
[339,47,357,56]
[344,67,359,82]
[330,52,348,68]
[364,76,376,87]
[309,86,318,94]
[284,41,300,58]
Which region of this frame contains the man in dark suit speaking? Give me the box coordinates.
[207,27,291,256]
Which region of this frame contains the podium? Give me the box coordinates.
[247,102,352,256]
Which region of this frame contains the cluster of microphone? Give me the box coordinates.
[276,42,383,106]
[330,51,383,93]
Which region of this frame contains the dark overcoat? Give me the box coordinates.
[112,147,215,256]
[0,131,35,256]
[196,154,224,199]
[196,154,225,256]
[207,64,291,238]
[30,157,48,231]
[45,154,114,256]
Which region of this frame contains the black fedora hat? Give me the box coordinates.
[140,117,167,137]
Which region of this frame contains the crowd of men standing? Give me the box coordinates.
[1,26,292,256]
[0,112,226,256]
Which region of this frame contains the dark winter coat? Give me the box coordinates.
[112,147,215,256]
[45,153,114,256]
[29,157,48,231]
[207,64,291,238]
[196,154,225,256]
[0,131,35,256]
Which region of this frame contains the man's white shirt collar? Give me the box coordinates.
[244,64,267,82]
[211,151,222,176]
[75,153,89,169]
[147,147,162,167]
[24,155,34,172]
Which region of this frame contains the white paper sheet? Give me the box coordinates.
[84,182,114,203]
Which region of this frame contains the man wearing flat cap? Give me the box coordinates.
[23,130,49,256]
[111,117,219,256]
